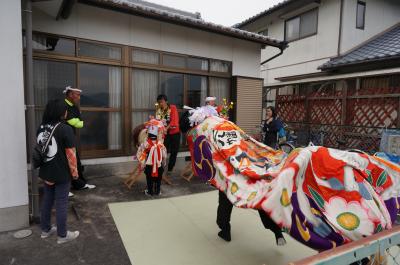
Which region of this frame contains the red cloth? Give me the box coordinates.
[144,139,162,177]
[168,104,180,135]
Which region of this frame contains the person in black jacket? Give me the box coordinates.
[262,106,281,148]
[38,99,80,244]
[63,86,96,193]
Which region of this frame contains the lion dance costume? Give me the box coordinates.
[185,112,400,251]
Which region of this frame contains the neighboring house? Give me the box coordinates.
[236,0,400,151]
[0,0,285,232]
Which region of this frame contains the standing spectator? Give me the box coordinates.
[156,94,180,178]
[262,106,282,148]
[204,96,219,116]
[38,99,80,244]
[63,86,96,193]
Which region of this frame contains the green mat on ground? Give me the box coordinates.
[109,191,316,265]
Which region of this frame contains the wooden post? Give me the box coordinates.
[397,96,400,128]
[341,80,347,126]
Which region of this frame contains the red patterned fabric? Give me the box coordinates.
[65,147,78,177]
[168,105,180,135]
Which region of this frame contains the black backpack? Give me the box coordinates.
[32,123,60,169]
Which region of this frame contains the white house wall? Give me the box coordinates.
[260,0,341,85]
[32,3,261,78]
[340,0,400,54]
[244,0,400,86]
[0,0,29,232]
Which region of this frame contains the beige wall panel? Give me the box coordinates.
[236,77,263,134]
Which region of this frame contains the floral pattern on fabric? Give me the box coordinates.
[187,116,400,251]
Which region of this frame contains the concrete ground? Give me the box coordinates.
[110,191,316,265]
[0,159,213,265]
[0,158,316,265]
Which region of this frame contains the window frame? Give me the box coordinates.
[209,59,232,74]
[29,31,233,158]
[356,1,366,30]
[77,39,123,63]
[284,8,318,42]
[131,47,161,66]
[27,31,77,57]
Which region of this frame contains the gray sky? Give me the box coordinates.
[147,0,283,26]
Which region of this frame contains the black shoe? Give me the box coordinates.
[218,230,231,242]
[275,232,286,246]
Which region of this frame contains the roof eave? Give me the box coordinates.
[234,0,295,28]
[79,0,286,49]
[319,55,400,72]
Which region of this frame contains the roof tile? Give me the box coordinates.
[319,24,400,70]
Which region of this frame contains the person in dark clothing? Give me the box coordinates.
[63,86,96,192]
[156,94,180,179]
[38,99,79,244]
[262,106,282,148]
[216,191,286,245]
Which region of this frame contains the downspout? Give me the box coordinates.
[260,43,287,66]
[24,0,40,223]
[337,0,344,56]
[260,43,287,120]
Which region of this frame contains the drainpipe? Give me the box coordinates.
[24,0,40,223]
[260,44,287,66]
[337,0,344,56]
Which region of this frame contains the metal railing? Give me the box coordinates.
[284,122,385,154]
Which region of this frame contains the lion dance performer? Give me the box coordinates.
[136,119,167,196]
[181,109,400,252]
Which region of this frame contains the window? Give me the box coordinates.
[285,17,300,42]
[356,1,366,29]
[78,41,121,60]
[209,77,230,102]
[187,75,207,107]
[131,69,160,128]
[162,54,186,68]
[28,33,75,55]
[79,63,123,151]
[258,28,268,36]
[210,60,230,73]
[160,72,184,107]
[285,8,318,41]
[79,63,122,108]
[187,57,208,71]
[29,32,234,158]
[33,60,76,127]
[132,49,159,65]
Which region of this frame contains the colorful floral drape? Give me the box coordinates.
[188,116,400,251]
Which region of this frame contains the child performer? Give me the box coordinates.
[136,119,167,196]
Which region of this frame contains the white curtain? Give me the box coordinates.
[132,49,159,65]
[108,66,122,150]
[33,60,48,127]
[210,60,229,72]
[200,76,207,106]
[79,41,121,60]
[131,69,159,127]
[201,60,209,71]
[209,77,230,104]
